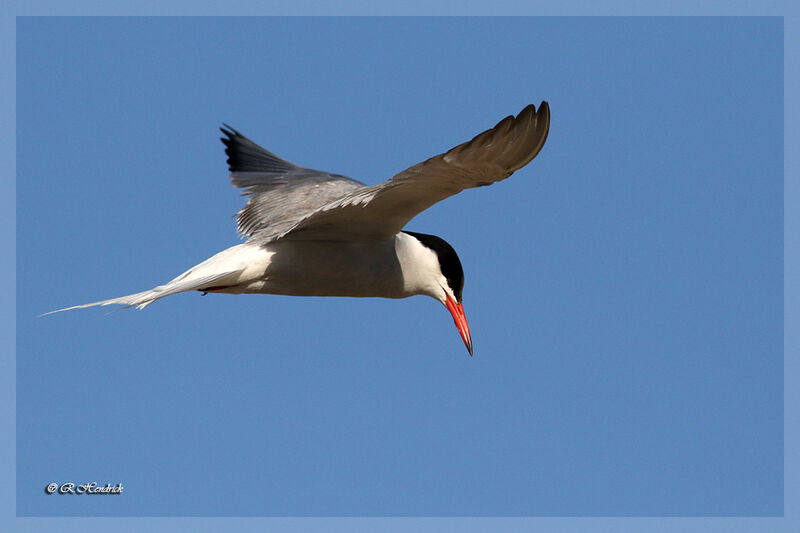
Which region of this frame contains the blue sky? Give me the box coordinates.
[13,14,783,522]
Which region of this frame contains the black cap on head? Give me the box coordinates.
[402,231,465,302]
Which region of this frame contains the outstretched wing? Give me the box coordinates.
[273,102,550,242]
[220,125,365,240]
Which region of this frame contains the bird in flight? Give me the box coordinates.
[46,102,551,356]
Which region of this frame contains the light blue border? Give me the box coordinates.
[4,2,796,532]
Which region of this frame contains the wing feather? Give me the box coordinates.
[275,102,550,242]
[219,126,365,240]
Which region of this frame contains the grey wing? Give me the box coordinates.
[275,102,550,242]
[220,125,366,241]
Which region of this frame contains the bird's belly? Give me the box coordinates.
[235,240,407,299]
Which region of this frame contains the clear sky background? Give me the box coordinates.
[15,16,782,519]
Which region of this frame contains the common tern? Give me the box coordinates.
[46,102,551,355]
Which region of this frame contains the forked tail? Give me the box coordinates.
[40,269,243,317]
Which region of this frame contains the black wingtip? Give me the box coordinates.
[219,125,237,171]
[217,124,300,174]
[220,123,240,136]
[537,101,550,123]
[537,100,550,134]
[219,124,239,147]
[518,101,549,120]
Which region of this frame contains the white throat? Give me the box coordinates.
[394,232,449,303]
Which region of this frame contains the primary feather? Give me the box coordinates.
[220,125,364,239]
